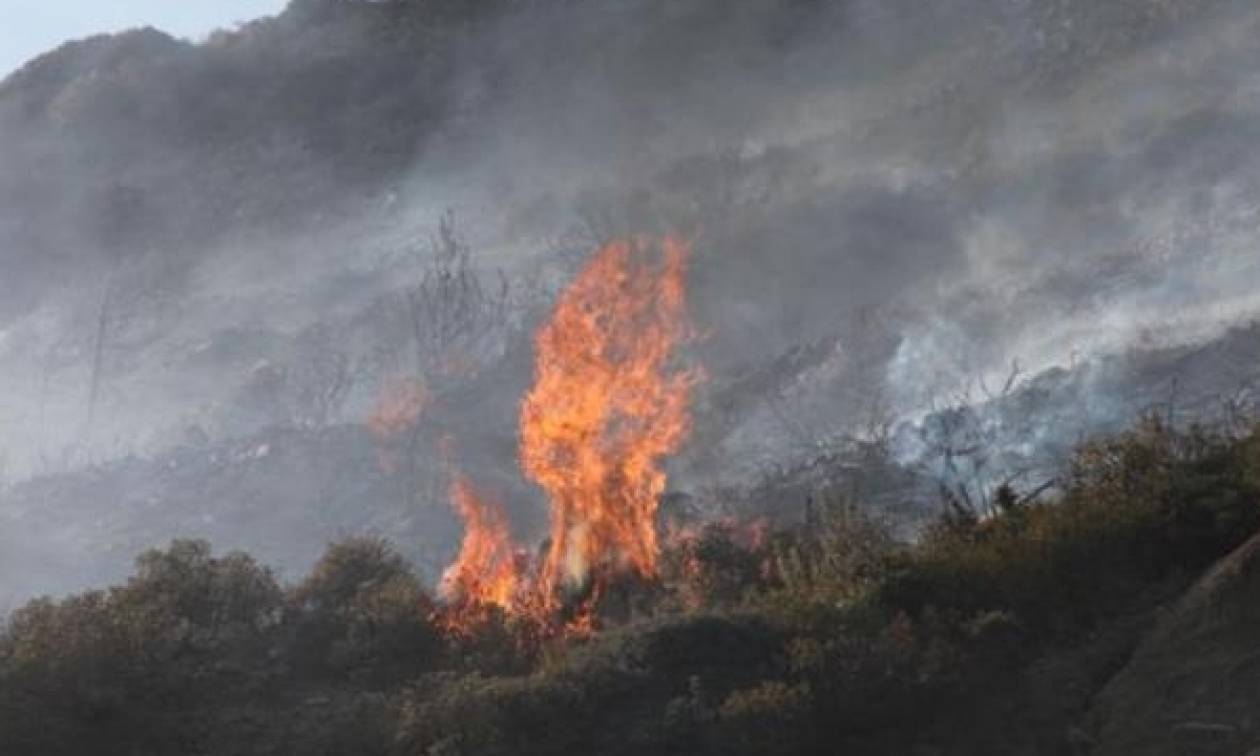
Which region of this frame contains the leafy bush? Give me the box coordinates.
[0,539,283,754]
[714,680,814,754]
[660,520,778,610]
[772,498,897,605]
[881,419,1260,638]
[289,536,442,685]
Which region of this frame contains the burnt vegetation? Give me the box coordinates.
[0,418,1258,754]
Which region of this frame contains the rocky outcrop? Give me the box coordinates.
[1091,530,1260,755]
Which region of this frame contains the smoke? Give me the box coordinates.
[428,0,1260,421]
[0,0,1259,595]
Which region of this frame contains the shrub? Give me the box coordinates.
[881,419,1260,638]
[395,672,591,756]
[288,536,441,684]
[713,680,814,754]
[773,498,897,605]
[0,540,284,755]
[660,519,777,610]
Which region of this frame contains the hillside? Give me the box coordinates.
[0,1,482,286]
[0,424,458,606]
[0,0,1257,478]
[4,2,1260,753]
[0,420,1258,754]
[5,317,1260,618]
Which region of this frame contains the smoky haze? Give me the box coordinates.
[0,0,1259,599]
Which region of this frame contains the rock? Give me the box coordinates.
[1090,531,1260,754]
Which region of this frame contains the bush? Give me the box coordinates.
[0,539,283,755]
[881,419,1260,638]
[713,680,814,754]
[289,536,441,685]
[772,498,897,605]
[395,672,592,756]
[660,520,777,610]
[2,420,1259,755]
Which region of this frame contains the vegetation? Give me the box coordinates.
[0,418,1257,754]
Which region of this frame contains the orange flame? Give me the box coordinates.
[438,475,522,632]
[441,475,520,607]
[434,235,698,638]
[520,236,697,611]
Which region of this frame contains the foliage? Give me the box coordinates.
[659,519,778,610]
[1,420,1258,754]
[0,539,283,754]
[771,497,897,606]
[881,418,1260,638]
[288,536,442,685]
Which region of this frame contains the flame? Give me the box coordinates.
[433,235,698,638]
[438,475,522,632]
[520,236,697,611]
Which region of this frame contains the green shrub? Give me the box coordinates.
[395,672,592,756]
[289,537,441,685]
[2,419,1258,754]
[0,540,284,755]
[881,420,1260,638]
[713,680,814,754]
[660,520,778,610]
[772,498,897,605]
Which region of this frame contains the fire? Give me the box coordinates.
[438,475,522,630]
[521,236,697,611]
[435,235,698,637]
